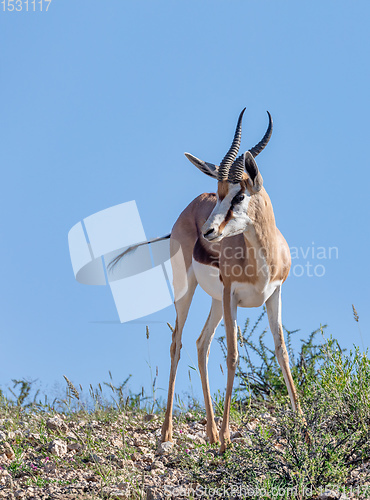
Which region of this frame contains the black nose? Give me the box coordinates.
[204,229,215,237]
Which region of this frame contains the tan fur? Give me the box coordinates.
[218,285,238,452]
[170,193,216,269]
[180,188,291,286]
[219,234,259,285]
[245,187,291,283]
[217,181,229,201]
[162,184,296,454]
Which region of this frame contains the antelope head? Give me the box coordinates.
[185,108,272,242]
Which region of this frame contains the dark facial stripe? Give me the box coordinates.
[219,208,233,233]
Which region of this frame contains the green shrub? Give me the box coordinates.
[186,315,370,498]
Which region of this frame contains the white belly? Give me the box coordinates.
[192,257,281,308]
[232,280,282,308]
[192,258,223,301]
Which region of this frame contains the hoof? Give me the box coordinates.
[207,429,220,445]
[209,436,220,445]
[218,441,231,454]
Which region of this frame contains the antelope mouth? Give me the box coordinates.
[204,232,224,242]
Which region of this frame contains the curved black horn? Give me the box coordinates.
[227,155,244,184]
[248,111,273,158]
[218,108,246,181]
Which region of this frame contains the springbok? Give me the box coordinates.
[110,109,301,453]
[160,108,301,453]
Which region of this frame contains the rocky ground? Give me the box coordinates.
[0,409,236,499]
[0,410,368,499]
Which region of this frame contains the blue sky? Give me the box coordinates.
[1,1,369,405]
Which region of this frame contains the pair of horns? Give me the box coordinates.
[218,108,273,183]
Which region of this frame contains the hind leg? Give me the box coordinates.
[161,268,197,442]
[265,286,301,413]
[196,298,223,443]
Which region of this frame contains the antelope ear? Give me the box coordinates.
[184,153,218,179]
[244,151,263,192]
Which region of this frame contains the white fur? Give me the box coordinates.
[192,259,223,301]
[192,253,281,308]
[232,280,282,308]
[202,184,252,241]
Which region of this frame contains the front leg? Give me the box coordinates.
[265,286,301,413]
[219,287,238,453]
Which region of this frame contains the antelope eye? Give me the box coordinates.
[232,193,244,205]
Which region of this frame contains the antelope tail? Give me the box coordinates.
[107,234,171,272]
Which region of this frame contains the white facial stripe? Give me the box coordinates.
[212,185,240,218]
[203,184,252,239]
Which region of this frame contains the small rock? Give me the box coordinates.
[0,469,13,488]
[26,432,41,446]
[231,430,243,439]
[111,437,123,448]
[143,414,155,422]
[232,437,252,445]
[4,443,15,460]
[0,453,10,465]
[66,430,78,440]
[103,486,130,499]
[245,419,259,431]
[156,441,174,455]
[146,486,163,500]
[43,461,56,473]
[185,433,206,445]
[151,460,164,470]
[0,431,6,442]
[260,412,277,424]
[134,437,145,447]
[46,416,68,433]
[116,482,131,497]
[185,412,193,420]
[142,453,154,463]
[131,452,142,461]
[139,445,151,454]
[89,453,102,464]
[67,442,83,452]
[199,417,207,425]
[86,474,99,482]
[49,439,67,457]
[7,431,15,441]
[319,491,340,500]
[260,412,271,419]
